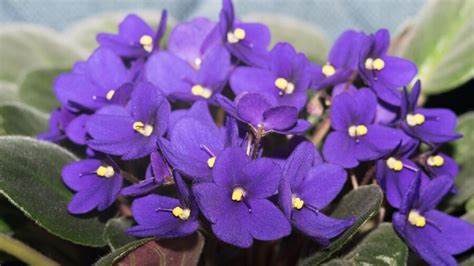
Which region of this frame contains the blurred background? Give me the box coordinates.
[0,0,426,41]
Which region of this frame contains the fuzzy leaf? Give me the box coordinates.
[393,0,474,94]
[300,185,383,265]
[0,102,48,136]
[0,82,18,103]
[103,217,136,250]
[95,238,154,266]
[0,136,107,247]
[0,25,84,83]
[18,68,67,113]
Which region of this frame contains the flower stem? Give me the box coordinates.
[310,116,331,146]
[0,234,59,266]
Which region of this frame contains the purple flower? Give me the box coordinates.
[167,17,217,68]
[193,147,291,248]
[160,101,239,181]
[310,30,365,90]
[422,152,459,181]
[38,108,76,142]
[322,88,404,168]
[127,172,199,238]
[121,151,172,197]
[230,42,312,111]
[62,158,123,214]
[358,29,417,106]
[207,0,271,67]
[54,48,133,112]
[97,11,168,59]
[145,45,231,102]
[217,92,311,136]
[392,173,474,265]
[87,82,170,160]
[279,142,354,245]
[400,80,462,144]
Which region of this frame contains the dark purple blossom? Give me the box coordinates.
[193,147,291,248]
[217,92,311,136]
[279,142,354,245]
[206,0,271,67]
[127,172,199,238]
[392,173,474,265]
[422,152,459,181]
[121,151,172,197]
[54,48,133,112]
[310,30,365,90]
[145,45,231,102]
[358,29,417,106]
[97,11,168,59]
[230,42,312,111]
[400,80,461,144]
[322,88,404,168]
[160,101,239,182]
[62,158,123,214]
[38,108,76,142]
[87,82,170,160]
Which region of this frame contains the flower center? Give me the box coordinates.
[227,28,246,44]
[207,156,216,168]
[322,63,336,77]
[132,121,154,137]
[386,157,403,171]
[171,206,191,220]
[191,84,213,99]
[365,57,385,71]
[193,57,202,69]
[96,165,115,178]
[291,195,304,210]
[106,90,115,101]
[274,77,295,95]
[408,210,426,228]
[348,125,368,137]
[231,187,246,202]
[139,35,153,52]
[427,155,444,167]
[406,113,425,127]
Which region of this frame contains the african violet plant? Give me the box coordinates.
[0,0,473,265]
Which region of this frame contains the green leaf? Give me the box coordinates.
[0,25,85,83]
[444,112,474,211]
[18,68,67,113]
[393,0,474,95]
[0,82,19,103]
[300,185,384,265]
[243,14,329,64]
[0,219,11,235]
[0,102,48,136]
[466,196,474,212]
[0,136,106,247]
[103,217,136,250]
[66,10,175,52]
[95,238,154,266]
[323,223,408,266]
[116,233,205,266]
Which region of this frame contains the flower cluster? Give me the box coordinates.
[40,0,473,263]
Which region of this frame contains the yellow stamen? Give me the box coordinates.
[285,83,295,94]
[322,63,336,77]
[96,165,115,178]
[427,155,444,167]
[172,206,191,220]
[227,28,246,44]
[372,58,385,70]
[133,121,154,137]
[408,210,426,228]
[406,113,425,127]
[191,84,213,99]
[231,187,246,202]
[348,125,368,137]
[194,57,202,69]
[106,90,115,101]
[386,157,403,171]
[139,35,153,52]
[207,156,216,168]
[275,78,289,90]
[292,196,304,210]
